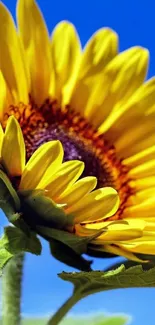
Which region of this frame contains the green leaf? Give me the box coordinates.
[37,226,103,255]
[47,265,132,325]
[50,238,92,271]
[0,170,20,221]
[20,190,69,229]
[1,226,42,255]
[59,264,155,298]
[96,315,129,325]
[0,248,13,272]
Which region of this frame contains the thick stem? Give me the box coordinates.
[47,292,81,325]
[2,253,25,325]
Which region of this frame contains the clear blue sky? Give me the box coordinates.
[1,0,155,324]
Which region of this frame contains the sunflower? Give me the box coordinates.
[0,0,155,263]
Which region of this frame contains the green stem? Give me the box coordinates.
[2,253,25,325]
[47,292,81,325]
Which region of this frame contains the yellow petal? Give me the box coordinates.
[70,28,118,113]
[57,176,97,206]
[100,229,142,242]
[128,188,155,205]
[123,197,155,218]
[67,187,119,224]
[120,240,155,255]
[143,222,155,232]
[129,159,155,178]
[123,133,155,158]
[2,116,25,176]
[108,47,148,106]
[77,223,142,242]
[75,224,104,237]
[17,0,52,105]
[114,114,155,158]
[0,71,7,120]
[129,176,155,191]
[18,35,31,91]
[123,145,155,168]
[133,230,155,240]
[50,21,81,104]
[80,28,118,79]
[46,161,84,200]
[20,141,63,190]
[84,217,145,230]
[0,71,14,121]
[77,221,148,262]
[103,244,148,262]
[143,218,155,224]
[0,124,4,156]
[0,3,28,104]
[90,219,144,242]
[83,46,148,128]
[99,77,155,143]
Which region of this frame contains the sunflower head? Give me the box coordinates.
[0,0,155,270]
[0,116,120,270]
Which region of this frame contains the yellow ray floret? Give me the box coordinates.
[17,0,52,105]
[2,116,25,176]
[20,141,63,190]
[0,2,28,104]
[66,187,119,224]
[50,21,81,103]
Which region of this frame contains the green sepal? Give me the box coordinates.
[18,189,45,197]
[13,216,31,237]
[0,248,13,273]
[20,190,69,229]
[50,238,92,271]
[0,170,20,221]
[0,226,42,255]
[37,226,105,271]
[87,245,116,258]
[59,264,155,298]
[37,226,104,255]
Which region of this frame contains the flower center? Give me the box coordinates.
[27,123,114,188]
[4,100,133,217]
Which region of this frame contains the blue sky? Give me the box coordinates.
[1,0,155,324]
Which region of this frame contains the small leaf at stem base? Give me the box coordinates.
[0,248,13,273]
[0,226,42,255]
